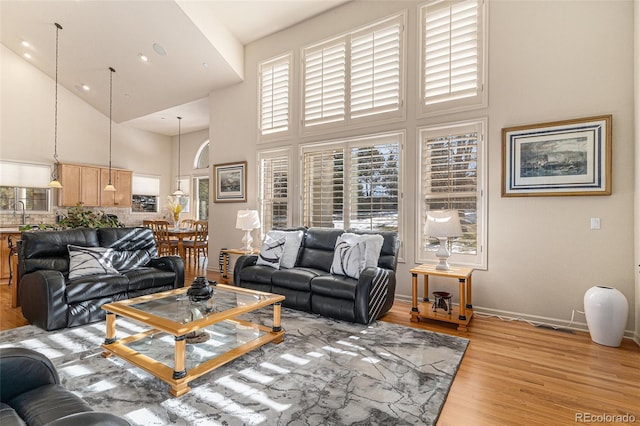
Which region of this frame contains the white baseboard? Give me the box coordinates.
[394,295,636,340]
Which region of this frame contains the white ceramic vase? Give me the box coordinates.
[583,286,628,347]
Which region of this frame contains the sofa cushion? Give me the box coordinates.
[298,228,344,272]
[8,384,93,426]
[67,246,118,279]
[98,227,158,271]
[239,265,277,286]
[65,274,129,304]
[20,229,99,275]
[271,268,326,291]
[124,267,176,291]
[310,274,357,300]
[256,235,286,269]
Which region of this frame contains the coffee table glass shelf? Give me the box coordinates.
[101,284,285,396]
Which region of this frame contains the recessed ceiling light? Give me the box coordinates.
[138,53,149,63]
[21,40,30,48]
[23,52,32,60]
[152,43,167,56]
[81,84,90,91]
[202,62,209,68]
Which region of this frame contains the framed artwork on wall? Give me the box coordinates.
[213,161,247,203]
[502,115,612,197]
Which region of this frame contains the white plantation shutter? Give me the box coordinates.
[259,55,290,136]
[418,120,486,267]
[302,146,344,227]
[259,151,290,230]
[303,41,346,127]
[350,19,402,119]
[421,0,484,113]
[348,138,400,231]
[302,132,402,232]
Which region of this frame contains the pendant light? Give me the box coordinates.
[172,116,185,197]
[48,22,63,189]
[104,67,116,192]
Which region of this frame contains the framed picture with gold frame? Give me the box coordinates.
[213,161,247,203]
[502,115,612,197]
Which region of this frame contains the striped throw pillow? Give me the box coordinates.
[256,235,287,269]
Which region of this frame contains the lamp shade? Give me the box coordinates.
[236,210,260,230]
[425,210,463,238]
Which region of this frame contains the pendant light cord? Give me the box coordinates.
[177,116,182,191]
[108,67,115,184]
[53,23,62,166]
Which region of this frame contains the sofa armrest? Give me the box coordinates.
[233,255,258,286]
[146,256,184,289]
[354,267,396,324]
[0,348,59,402]
[18,270,68,331]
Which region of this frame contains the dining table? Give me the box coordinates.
[167,227,196,260]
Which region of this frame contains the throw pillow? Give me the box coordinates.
[264,230,304,269]
[256,235,287,269]
[68,245,118,279]
[340,233,384,268]
[330,235,365,279]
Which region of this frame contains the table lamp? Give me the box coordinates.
[236,210,261,251]
[425,209,462,271]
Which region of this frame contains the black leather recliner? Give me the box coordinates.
[18,227,184,331]
[234,227,399,324]
[0,347,130,426]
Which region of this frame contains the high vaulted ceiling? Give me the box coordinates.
[0,0,350,136]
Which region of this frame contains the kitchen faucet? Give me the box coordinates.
[16,200,29,225]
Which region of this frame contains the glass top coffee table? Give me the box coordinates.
[101,284,285,396]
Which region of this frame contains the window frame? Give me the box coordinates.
[258,147,293,233]
[300,130,404,240]
[418,0,487,118]
[258,52,293,142]
[416,118,487,269]
[300,12,406,136]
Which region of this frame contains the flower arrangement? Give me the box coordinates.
[167,196,182,223]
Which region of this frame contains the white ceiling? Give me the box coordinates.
[0,0,350,136]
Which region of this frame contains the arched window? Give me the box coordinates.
[195,141,209,169]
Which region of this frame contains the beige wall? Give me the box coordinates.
[0,45,174,223]
[635,0,640,344]
[208,0,636,333]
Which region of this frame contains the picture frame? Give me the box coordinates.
[502,115,612,197]
[213,161,247,203]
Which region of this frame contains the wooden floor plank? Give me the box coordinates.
[1,258,638,425]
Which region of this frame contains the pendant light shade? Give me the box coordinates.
[48,22,63,189]
[172,116,185,197]
[104,67,116,192]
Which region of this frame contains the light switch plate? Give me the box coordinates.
[590,218,601,230]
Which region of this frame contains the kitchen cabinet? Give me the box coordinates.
[58,164,101,206]
[100,168,132,207]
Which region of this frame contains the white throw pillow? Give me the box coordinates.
[330,235,365,279]
[264,230,304,269]
[256,235,287,269]
[68,245,118,279]
[339,233,384,268]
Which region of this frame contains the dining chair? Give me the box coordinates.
[180,218,196,230]
[150,220,179,256]
[184,220,208,265]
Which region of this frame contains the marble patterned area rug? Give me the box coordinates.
[0,309,468,425]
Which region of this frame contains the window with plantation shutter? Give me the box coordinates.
[302,132,402,233]
[259,54,290,138]
[259,149,290,231]
[420,0,486,116]
[302,13,405,132]
[303,41,346,127]
[418,120,486,268]
[350,17,402,119]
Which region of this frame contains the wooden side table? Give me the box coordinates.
[219,248,259,282]
[410,264,474,331]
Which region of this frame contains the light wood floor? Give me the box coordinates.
[2,260,638,425]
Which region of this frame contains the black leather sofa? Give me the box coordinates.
[234,227,398,324]
[0,347,130,426]
[18,227,184,331]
